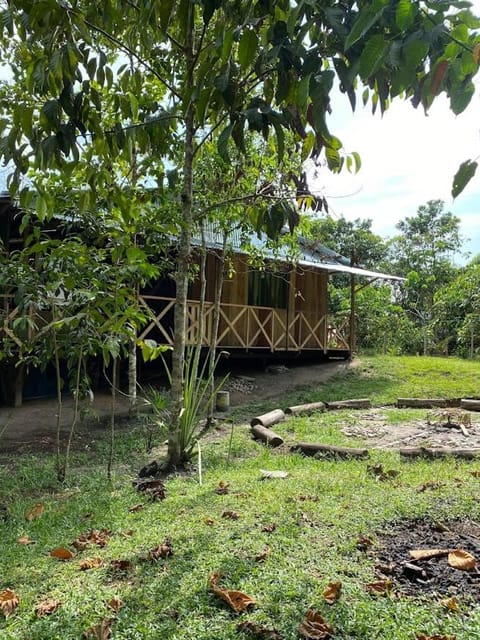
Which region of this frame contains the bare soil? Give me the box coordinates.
[374,519,480,602]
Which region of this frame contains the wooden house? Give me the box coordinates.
[0,195,402,404]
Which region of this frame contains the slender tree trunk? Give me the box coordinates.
[63,354,82,482]
[51,306,64,482]
[168,6,195,468]
[107,357,117,481]
[128,331,137,416]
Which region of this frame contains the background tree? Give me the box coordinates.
[389,199,463,354]
[1,0,480,467]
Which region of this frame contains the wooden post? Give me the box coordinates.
[349,258,356,357]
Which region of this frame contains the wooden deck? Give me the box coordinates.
[138,295,350,353]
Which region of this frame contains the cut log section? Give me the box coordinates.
[250,409,285,428]
[460,399,480,411]
[285,401,326,416]
[325,398,372,410]
[291,442,369,459]
[399,447,480,460]
[397,398,448,408]
[250,424,284,448]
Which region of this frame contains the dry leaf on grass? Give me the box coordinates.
[367,464,399,481]
[128,503,144,513]
[208,573,256,613]
[237,620,282,639]
[416,635,456,640]
[262,523,276,533]
[440,596,459,612]
[17,535,35,545]
[106,596,123,613]
[409,549,450,561]
[25,503,44,521]
[215,481,230,494]
[83,617,114,639]
[323,581,342,605]
[255,546,270,562]
[35,599,61,618]
[470,470,480,478]
[204,517,215,526]
[50,547,75,560]
[79,557,104,571]
[109,559,134,576]
[365,579,393,596]
[417,481,445,492]
[0,589,19,617]
[298,609,334,639]
[148,538,173,561]
[222,510,239,520]
[73,529,111,550]
[136,479,166,501]
[356,535,373,550]
[448,549,476,571]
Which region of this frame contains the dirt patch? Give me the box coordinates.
[341,409,480,450]
[374,519,480,601]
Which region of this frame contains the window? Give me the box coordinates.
[248,269,288,309]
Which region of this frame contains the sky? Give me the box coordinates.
[309,2,480,262]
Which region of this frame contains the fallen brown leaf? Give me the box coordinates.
[79,557,104,571]
[128,503,144,513]
[470,470,480,478]
[417,480,445,492]
[298,609,334,639]
[262,523,276,533]
[365,578,393,596]
[208,573,256,613]
[204,517,215,526]
[323,581,342,605]
[222,510,239,520]
[416,635,456,640]
[356,535,373,550]
[375,561,396,575]
[409,549,450,561]
[73,529,111,550]
[367,464,400,481]
[50,547,75,560]
[0,589,19,617]
[83,617,114,639]
[35,598,61,618]
[215,481,230,494]
[148,538,173,561]
[109,559,134,576]
[440,596,459,612]
[260,469,289,479]
[25,502,44,521]
[17,535,35,545]
[106,596,123,613]
[255,546,271,562]
[237,620,282,639]
[448,549,476,571]
[136,479,166,501]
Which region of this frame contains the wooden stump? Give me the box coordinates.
[399,447,480,460]
[251,424,284,448]
[250,409,285,428]
[460,399,480,412]
[397,398,448,408]
[326,398,372,410]
[291,442,369,459]
[285,401,326,416]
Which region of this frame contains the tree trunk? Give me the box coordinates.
[128,333,137,417]
[168,6,195,468]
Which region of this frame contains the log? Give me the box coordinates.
[397,398,448,408]
[460,399,480,411]
[250,409,285,428]
[285,401,326,416]
[399,447,480,460]
[326,398,372,410]
[291,441,369,459]
[250,424,284,448]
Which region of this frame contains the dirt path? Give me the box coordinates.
[0,359,353,455]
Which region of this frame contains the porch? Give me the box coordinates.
[138,295,350,353]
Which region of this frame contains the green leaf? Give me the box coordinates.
[217,123,234,162]
[344,3,387,50]
[396,0,417,30]
[450,79,475,114]
[238,28,258,70]
[359,35,389,79]
[159,0,175,31]
[404,39,429,69]
[452,159,478,198]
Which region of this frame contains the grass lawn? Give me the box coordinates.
[1,355,480,639]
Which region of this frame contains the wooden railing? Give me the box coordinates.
[138,295,350,352]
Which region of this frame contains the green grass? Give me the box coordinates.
[1,355,480,639]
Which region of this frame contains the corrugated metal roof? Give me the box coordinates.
[194,223,404,282]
